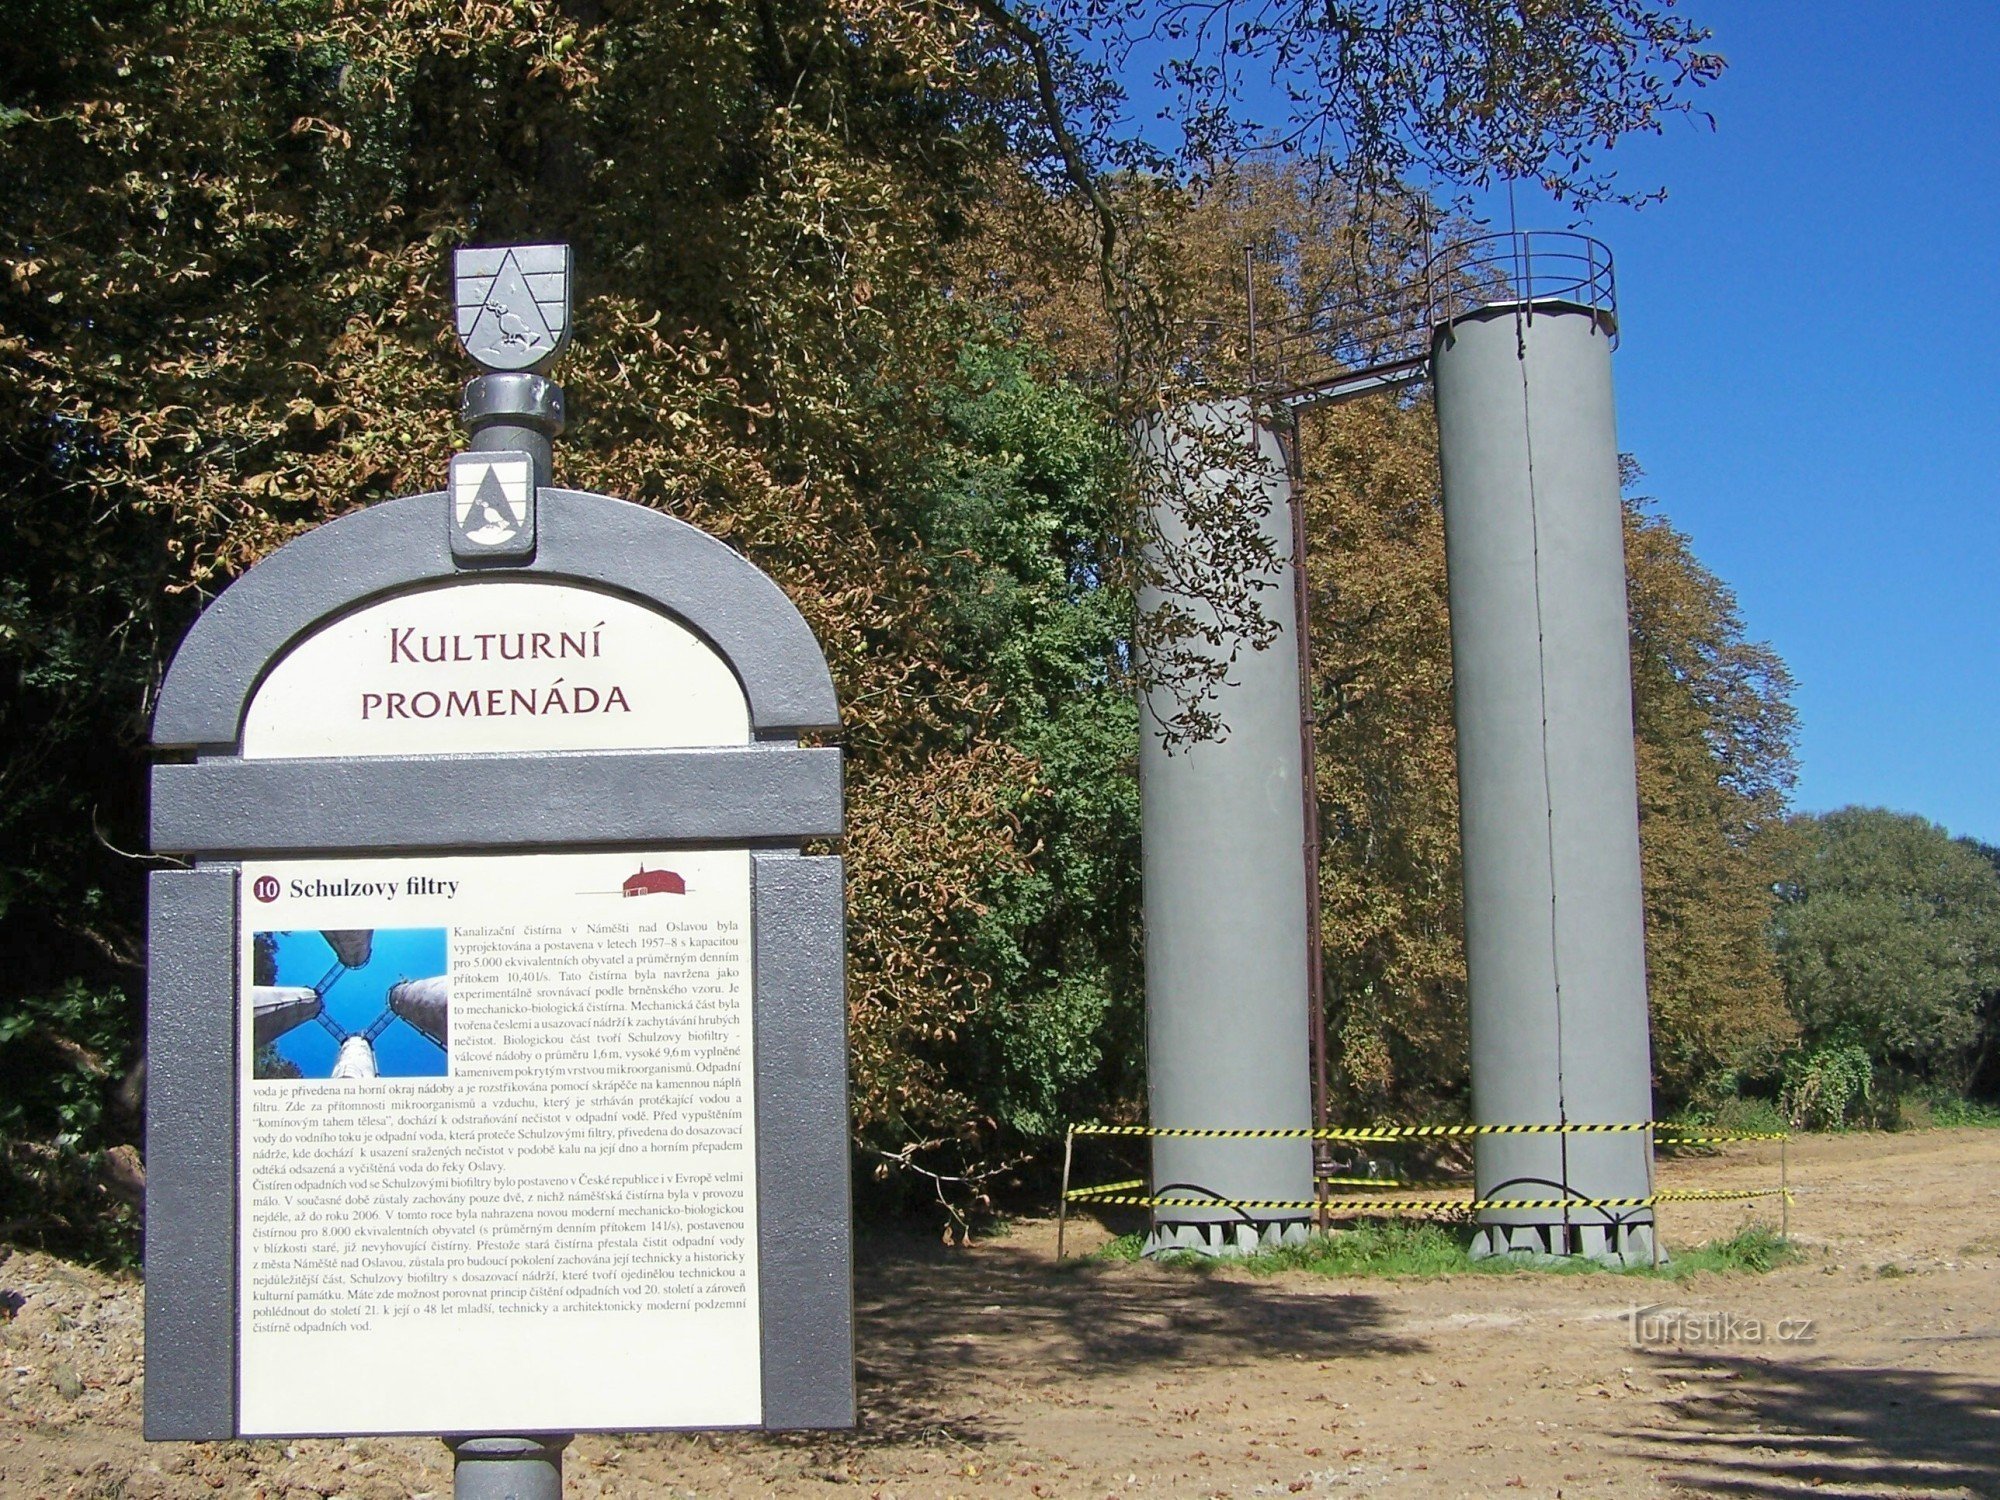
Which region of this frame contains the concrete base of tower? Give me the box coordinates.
[1144,1218,1313,1258]
[1468,1219,1664,1268]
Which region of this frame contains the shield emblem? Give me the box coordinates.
[449,452,537,561]
[454,244,572,372]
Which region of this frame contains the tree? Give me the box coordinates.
[1298,402,1806,1123]
[1083,0,1724,208]
[1299,396,1467,1118]
[974,0,1724,373]
[924,344,1143,1139]
[1,0,1730,1247]
[0,0,1054,1250]
[1958,837,2000,1097]
[1623,490,1798,1107]
[852,340,1144,1212]
[1773,808,2000,1093]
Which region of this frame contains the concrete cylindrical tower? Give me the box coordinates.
[388,975,449,1047]
[331,1035,379,1081]
[1136,400,1314,1256]
[321,929,374,969]
[251,986,322,1047]
[1432,298,1658,1265]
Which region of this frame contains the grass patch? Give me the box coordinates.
[1092,1232,1145,1263]
[1661,1095,1790,1147]
[1235,1221,1487,1278]
[1704,1096,1791,1139]
[1907,1094,2000,1129]
[1653,1225,1801,1278]
[1673,1087,2000,1135]
[1090,1221,1800,1280]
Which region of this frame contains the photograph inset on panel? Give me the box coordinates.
[250,928,450,1080]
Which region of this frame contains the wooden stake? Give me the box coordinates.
[1056,1126,1075,1263]
[1780,1137,1790,1240]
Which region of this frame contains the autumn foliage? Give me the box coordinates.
[1,0,1842,1256]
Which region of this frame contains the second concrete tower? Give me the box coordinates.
[1136,400,1316,1255]
[1431,294,1659,1264]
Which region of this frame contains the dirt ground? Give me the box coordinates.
[3,1129,1996,1499]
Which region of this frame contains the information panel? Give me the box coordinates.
[236,848,759,1436]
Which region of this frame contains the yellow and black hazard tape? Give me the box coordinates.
[1652,1187,1791,1202]
[1074,1125,1307,1139]
[1068,1179,1490,1201]
[1072,1208,1384,1216]
[1324,1123,1655,1139]
[1064,1187,1794,1212]
[1072,1122,1788,1143]
[1074,1123,1647,1139]
[1065,1178,1148,1197]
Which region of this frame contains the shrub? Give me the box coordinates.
[1779,1043,1873,1131]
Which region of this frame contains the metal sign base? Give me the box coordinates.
[446,1435,570,1500]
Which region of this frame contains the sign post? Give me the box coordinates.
[144,245,853,1490]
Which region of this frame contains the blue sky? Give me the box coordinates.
[1469,6,2000,843]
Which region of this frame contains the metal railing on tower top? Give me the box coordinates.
[1249,230,1618,414]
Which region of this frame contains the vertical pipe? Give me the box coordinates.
[1432,296,1656,1264]
[1136,400,1316,1256]
[1421,215,1437,330]
[460,374,563,491]
[320,930,374,969]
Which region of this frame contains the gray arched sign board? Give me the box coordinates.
[145,486,853,1440]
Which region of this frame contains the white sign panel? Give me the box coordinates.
[241,580,748,758]
[237,849,760,1436]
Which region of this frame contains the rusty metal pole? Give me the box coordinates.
[1283,412,1331,1238]
[1251,236,1334,1236]
[1244,243,1259,392]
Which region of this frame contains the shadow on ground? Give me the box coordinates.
[845,1227,1419,1447]
[1628,1347,2000,1498]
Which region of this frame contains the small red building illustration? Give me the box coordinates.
[623,866,686,897]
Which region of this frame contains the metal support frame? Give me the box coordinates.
[1283,414,1331,1237]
